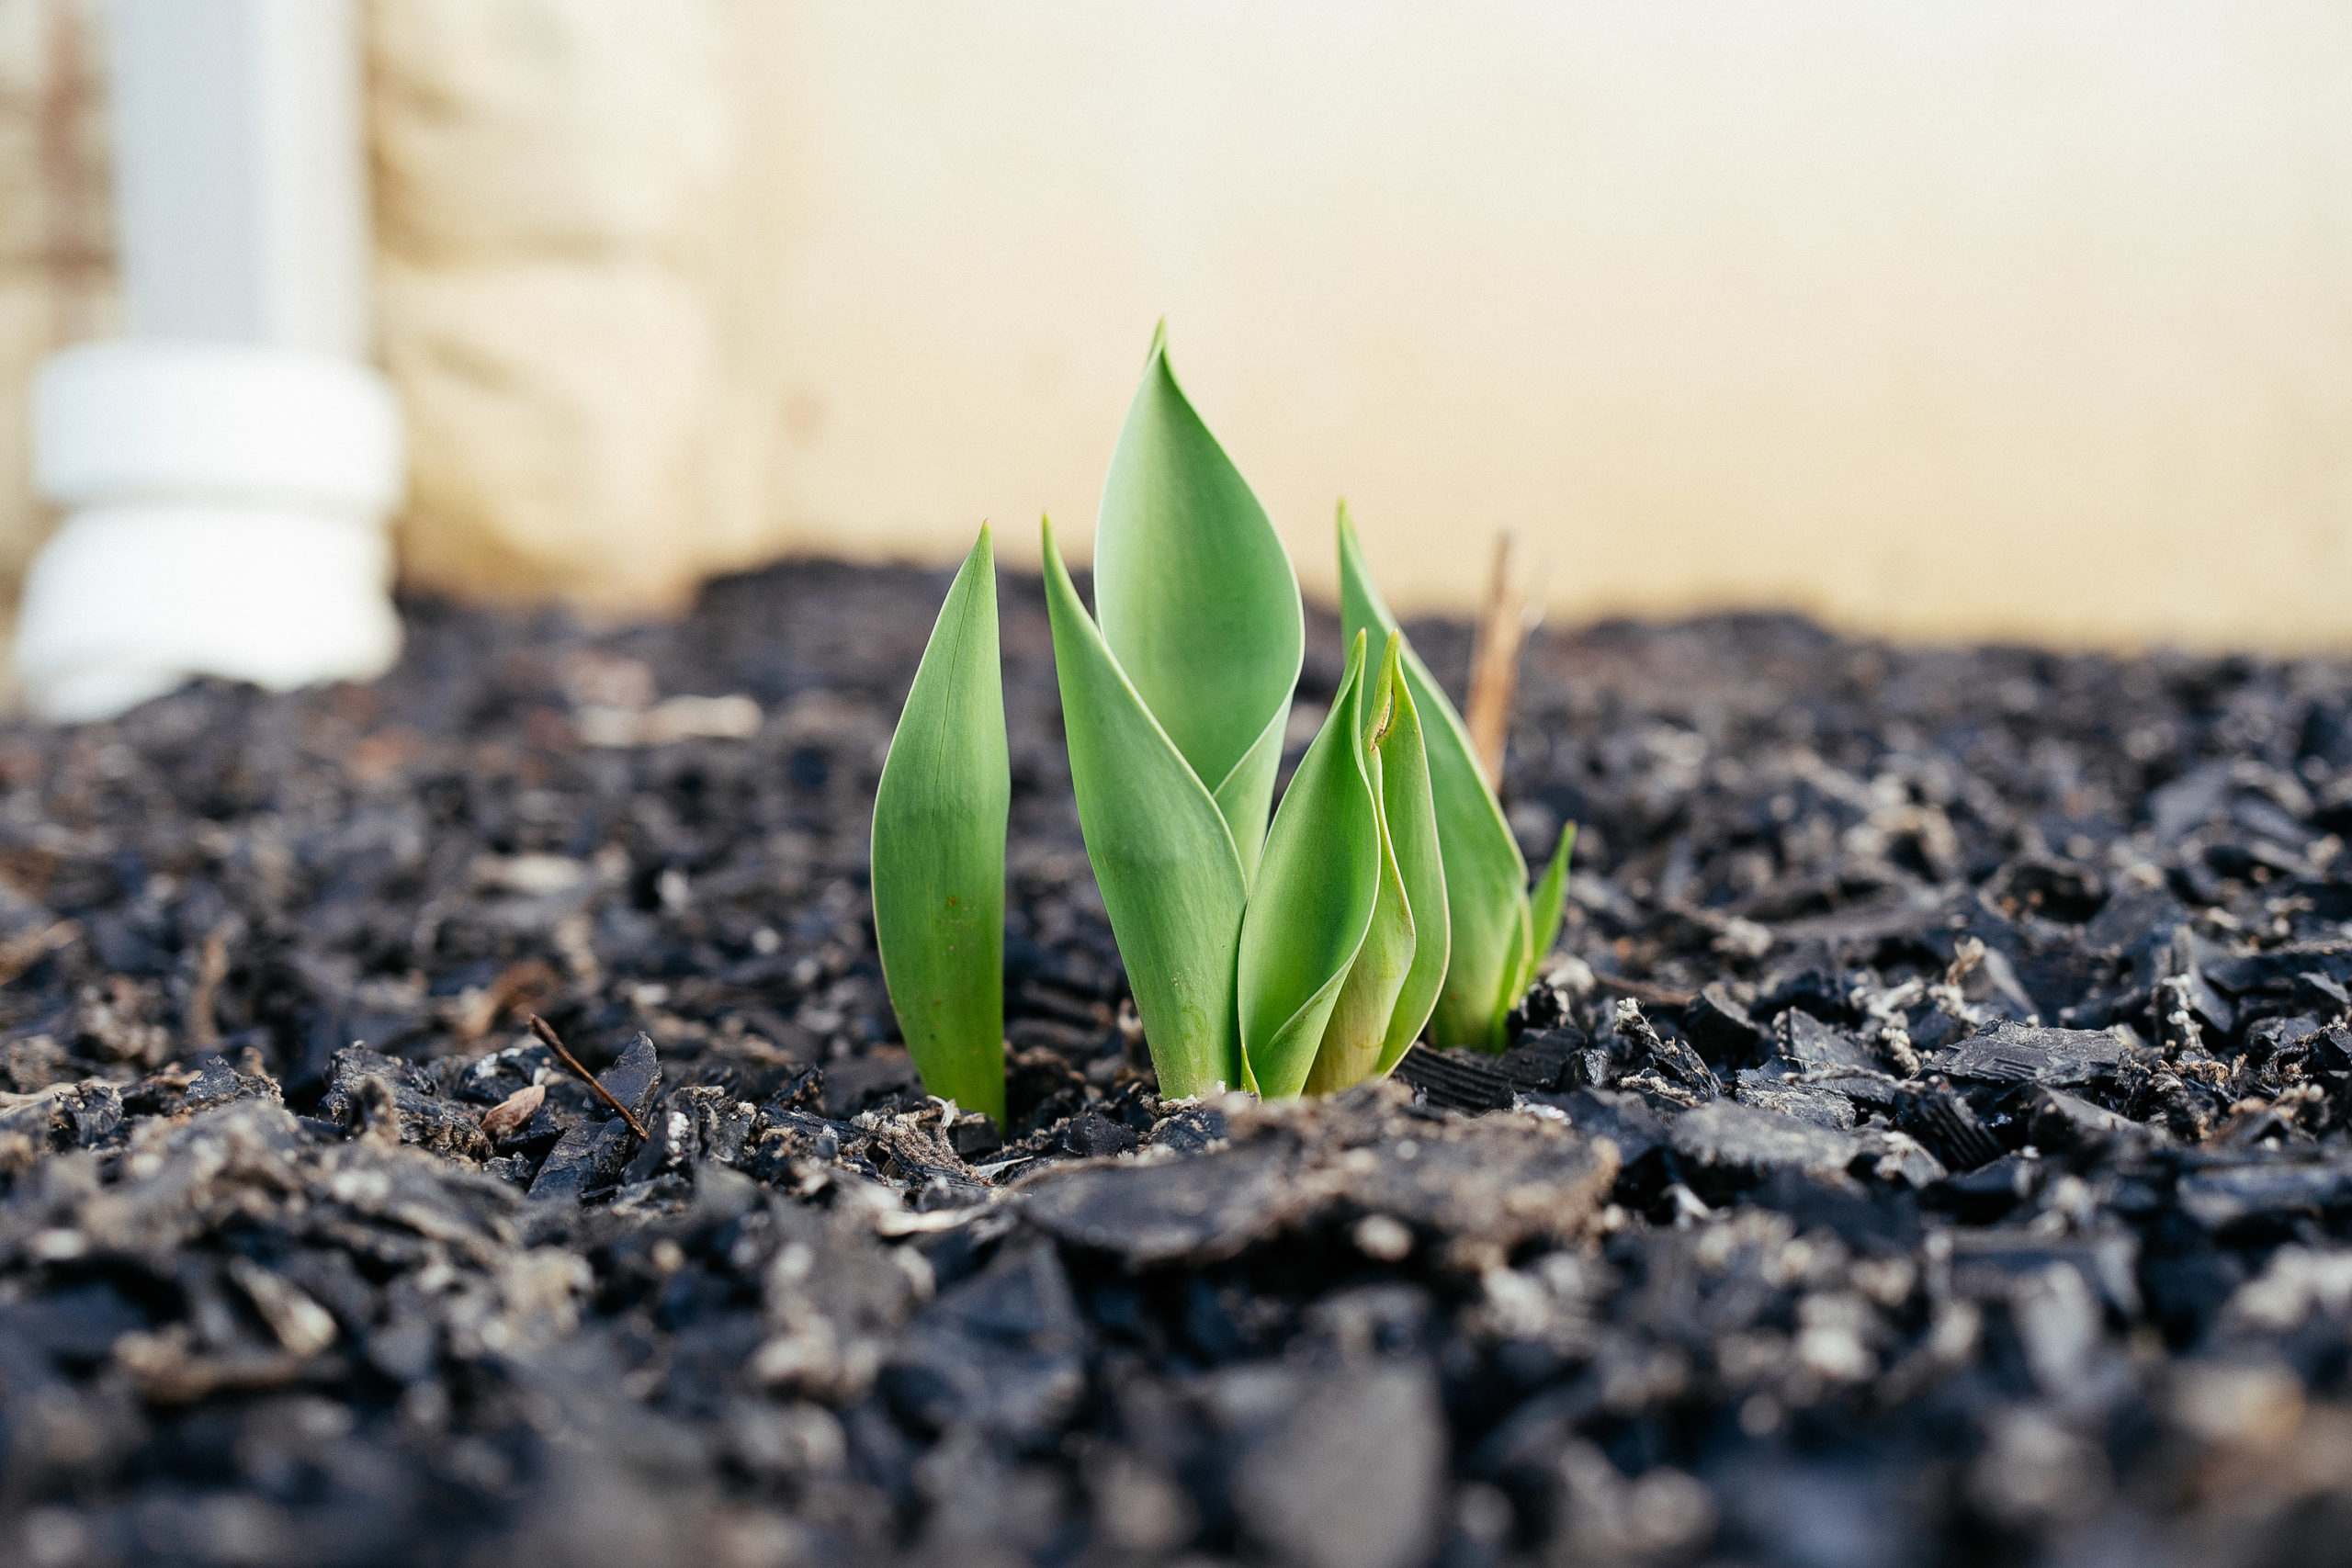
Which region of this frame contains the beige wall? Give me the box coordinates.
[6,1,2352,647]
[369,0,770,613]
[721,0,2352,648]
[0,0,112,657]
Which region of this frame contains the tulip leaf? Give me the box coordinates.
[1369,638,1451,1077]
[1095,324,1302,881]
[1338,504,1531,1051]
[1237,633,1381,1099]
[1209,716,1290,886]
[1042,517,1249,1099]
[871,525,1008,1125]
[1305,633,1444,1093]
[1521,821,1577,1000]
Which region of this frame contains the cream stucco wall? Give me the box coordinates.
[4,1,2351,647]
[0,0,112,654]
[369,0,763,612]
[718,0,2352,648]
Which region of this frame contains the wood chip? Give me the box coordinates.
[481,1082,545,1139]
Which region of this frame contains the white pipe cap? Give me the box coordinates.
[16,340,406,722]
[15,504,401,722]
[34,340,402,514]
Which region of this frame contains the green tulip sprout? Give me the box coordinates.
[871,327,1575,1113]
[1238,628,1450,1097]
[1038,322,1300,1097]
[870,525,1009,1124]
[1340,508,1576,1050]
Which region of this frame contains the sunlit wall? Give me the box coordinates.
[723,0,2352,647]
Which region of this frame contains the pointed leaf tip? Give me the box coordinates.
[1096,323,1300,883]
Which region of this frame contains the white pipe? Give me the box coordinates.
[112,0,374,355]
[14,0,401,722]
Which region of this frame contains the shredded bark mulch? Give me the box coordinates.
[3,562,2352,1567]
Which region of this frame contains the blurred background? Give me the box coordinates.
[2,0,2350,709]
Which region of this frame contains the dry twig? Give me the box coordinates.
[187,924,232,1049]
[455,958,559,1043]
[1464,531,1530,788]
[526,1013,650,1139]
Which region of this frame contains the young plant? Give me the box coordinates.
[1039,326,1302,1099]
[1339,506,1575,1051]
[1238,628,1449,1097]
[871,525,1009,1125]
[877,325,1575,1113]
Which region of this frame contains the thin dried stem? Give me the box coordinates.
[187,924,231,1049]
[457,958,559,1043]
[526,1013,650,1139]
[1464,531,1527,790]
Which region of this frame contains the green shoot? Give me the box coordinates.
[1035,327,1302,1098]
[1238,630,1450,1098]
[871,525,1009,1125]
[1339,505,1576,1051]
[878,328,1575,1112]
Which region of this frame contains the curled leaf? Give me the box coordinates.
[1366,637,1450,1077]
[1306,632,1451,1093]
[1238,633,1381,1099]
[1245,631,1450,1098]
[1338,504,1530,1050]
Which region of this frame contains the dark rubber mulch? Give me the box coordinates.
[2,562,2351,1566]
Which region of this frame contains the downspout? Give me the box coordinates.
[14,0,402,722]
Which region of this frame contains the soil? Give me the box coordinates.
[3,562,2352,1567]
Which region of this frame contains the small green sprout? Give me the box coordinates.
[875,325,1577,1115]
[871,525,1009,1125]
[1238,628,1450,1096]
[1339,507,1575,1050]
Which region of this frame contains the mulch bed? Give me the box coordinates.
[3,561,2351,1567]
